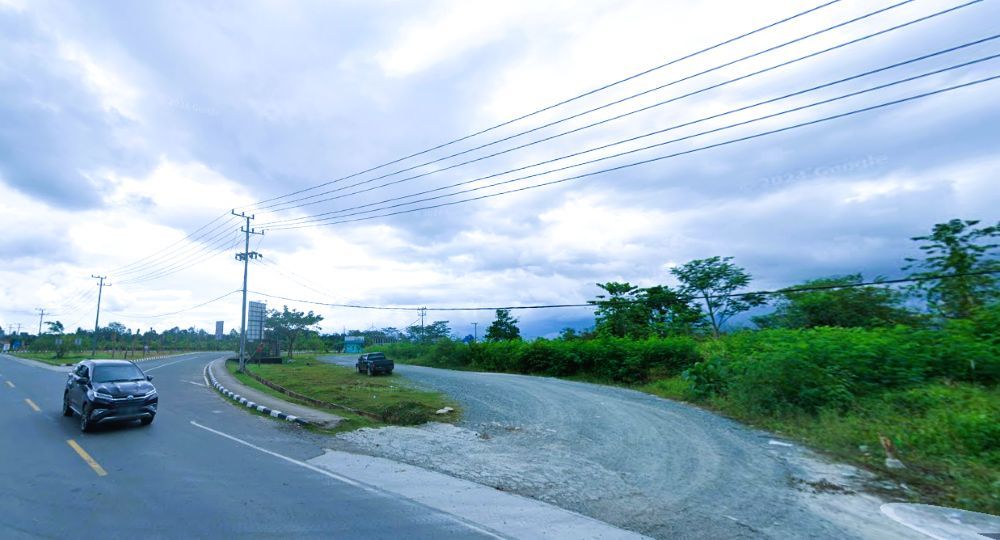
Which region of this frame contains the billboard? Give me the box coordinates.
[215,321,224,341]
[247,301,266,342]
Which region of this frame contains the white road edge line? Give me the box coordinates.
[186,381,206,387]
[144,357,191,372]
[188,420,506,540]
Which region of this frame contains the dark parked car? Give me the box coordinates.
[63,360,158,432]
[356,352,393,376]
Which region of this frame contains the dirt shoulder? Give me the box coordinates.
[320,356,921,540]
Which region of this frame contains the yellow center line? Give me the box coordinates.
[24,398,40,412]
[4,380,13,388]
[66,439,108,477]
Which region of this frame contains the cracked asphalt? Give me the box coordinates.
[321,355,919,539]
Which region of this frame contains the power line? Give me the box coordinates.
[243,0,843,211]
[107,211,237,274]
[115,229,243,285]
[261,35,1000,228]
[248,270,1000,312]
[255,0,927,216]
[112,220,241,279]
[106,289,243,319]
[265,71,1000,230]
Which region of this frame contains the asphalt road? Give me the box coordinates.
[323,356,920,539]
[0,352,493,539]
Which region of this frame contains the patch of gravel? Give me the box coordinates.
[322,357,920,539]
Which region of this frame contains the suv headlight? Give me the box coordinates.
[93,391,114,401]
[144,389,158,399]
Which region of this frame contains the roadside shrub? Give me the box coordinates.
[683,356,729,398]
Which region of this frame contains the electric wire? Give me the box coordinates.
[107,211,237,274]
[266,68,1000,230]
[243,0,844,210]
[256,0,929,215]
[248,269,1000,312]
[261,35,999,228]
[115,229,243,286]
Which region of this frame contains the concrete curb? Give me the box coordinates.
[204,363,309,426]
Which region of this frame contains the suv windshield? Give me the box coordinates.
[368,353,385,359]
[92,364,145,383]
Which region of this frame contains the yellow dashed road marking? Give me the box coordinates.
[66,439,107,477]
[4,380,13,388]
[24,398,40,412]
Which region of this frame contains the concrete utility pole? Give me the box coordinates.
[233,210,263,373]
[36,308,47,336]
[91,275,110,357]
[471,322,478,342]
[419,307,427,338]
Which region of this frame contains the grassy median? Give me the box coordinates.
[227,356,458,431]
[11,351,149,366]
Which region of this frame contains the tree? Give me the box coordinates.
[265,305,324,358]
[752,274,914,329]
[45,320,64,334]
[590,282,648,338]
[406,321,451,342]
[589,282,703,338]
[671,256,765,337]
[904,218,999,319]
[485,309,521,341]
[642,285,705,336]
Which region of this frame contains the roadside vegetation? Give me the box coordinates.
[377,218,999,514]
[227,356,457,428]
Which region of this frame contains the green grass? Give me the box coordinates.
[225,357,458,431]
[640,376,1000,514]
[11,351,143,365]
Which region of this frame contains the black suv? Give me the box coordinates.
[356,352,393,376]
[63,360,158,432]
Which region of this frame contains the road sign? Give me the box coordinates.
[247,301,265,342]
[215,321,225,340]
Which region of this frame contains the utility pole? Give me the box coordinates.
[419,307,427,341]
[471,322,478,342]
[233,210,263,373]
[36,308,47,336]
[91,275,110,357]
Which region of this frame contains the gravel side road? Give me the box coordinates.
[321,356,918,539]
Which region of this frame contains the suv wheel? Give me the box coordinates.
[140,415,154,426]
[367,365,374,376]
[79,404,93,433]
[62,393,73,417]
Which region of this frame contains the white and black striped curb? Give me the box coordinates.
[203,363,309,426]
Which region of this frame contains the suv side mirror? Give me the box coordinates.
[78,376,89,385]
[146,375,153,381]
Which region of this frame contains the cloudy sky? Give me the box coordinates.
[1,0,998,339]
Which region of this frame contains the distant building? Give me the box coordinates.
[344,336,364,353]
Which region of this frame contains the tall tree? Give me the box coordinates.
[485,309,521,341]
[753,274,914,329]
[904,218,999,319]
[265,305,324,358]
[671,256,765,337]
